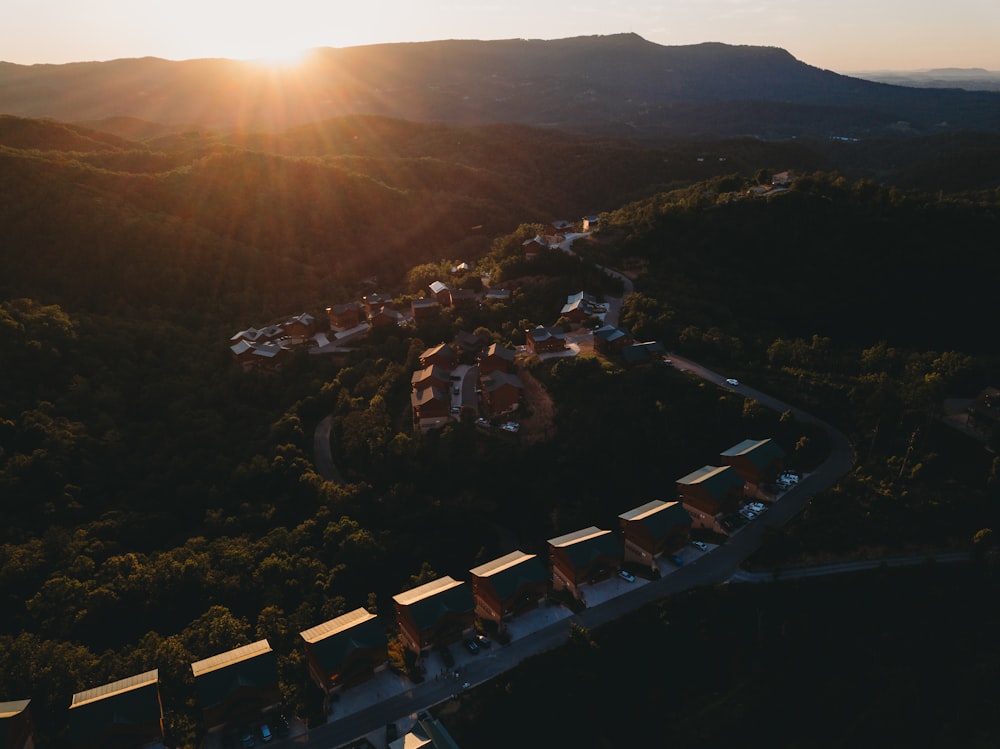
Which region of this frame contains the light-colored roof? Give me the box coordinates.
[469,550,537,577]
[548,526,611,547]
[619,499,670,522]
[191,640,272,678]
[300,608,378,644]
[392,576,463,606]
[428,281,450,294]
[70,670,159,709]
[0,699,30,719]
[484,342,515,361]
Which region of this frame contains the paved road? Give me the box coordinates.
[291,349,860,749]
[313,415,345,484]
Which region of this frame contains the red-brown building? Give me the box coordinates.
[478,343,516,377]
[411,364,451,393]
[522,236,548,260]
[300,608,388,699]
[392,577,475,655]
[677,465,744,532]
[427,281,452,307]
[480,371,523,417]
[411,386,450,423]
[548,527,623,604]
[720,438,786,497]
[453,330,489,354]
[593,325,634,357]
[229,339,291,373]
[191,641,281,730]
[281,313,316,344]
[327,302,363,330]
[469,551,549,629]
[68,671,164,749]
[450,289,478,310]
[419,343,457,370]
[370,306,404,329]
[526,326,566,355]
[363,293,394,316]
[619,500,692,571]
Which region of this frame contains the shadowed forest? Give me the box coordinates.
[2,110,1000,746]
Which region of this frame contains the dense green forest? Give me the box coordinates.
[2,112,1000,746]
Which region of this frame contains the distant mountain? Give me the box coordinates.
[2,34,999,138]
[851,67,1000,92]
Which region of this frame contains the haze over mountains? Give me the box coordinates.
[3,33,1000,139]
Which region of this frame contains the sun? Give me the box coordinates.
[246,45,311,70]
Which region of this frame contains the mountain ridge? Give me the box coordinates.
[2,34,999,138]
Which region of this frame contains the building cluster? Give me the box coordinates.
[410,335,523,433]
[228,313,317,373]
[0,435,785,747]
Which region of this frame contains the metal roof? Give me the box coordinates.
[70,670,159,709]
[191,640,272,678]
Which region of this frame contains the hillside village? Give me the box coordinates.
[0,219,814,749]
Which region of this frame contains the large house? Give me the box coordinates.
[419,343,457,370]
[478,343,516,377]
[593,325,634,357]
[720,438,786,497]
[677,465,744,533]
[548,527,623,603]
[411,386,450,426]
[327,302,363,330]
[427,281,452,307]
[619,500,692,571]
[300,608,388,700]
[526,326,566,355]
[620,341,667,367]
[392,577,475,655]
[67,670,163,749]
[0,700,34,749]
[280,313,316,344]
[469,551,549,628]
[370,306,405,329]
[363,293,394,316]
[190,640,281,730]
[522,236,548,260]
[480,371,524,417]
[411,365,451,393]
[229,339,291,373]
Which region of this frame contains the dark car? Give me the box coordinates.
[668,554,684,567]
[475,633,492,649]
[462,638,480,654]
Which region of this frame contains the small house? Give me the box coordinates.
[191,641,281,730]
[469,551,549,627]
[67,670,163,749]
[392,577,475,655]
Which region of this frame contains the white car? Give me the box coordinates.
[501,422,519,433]
[725,378,739,387]
[748,502,766,513]
[691,541,708,551]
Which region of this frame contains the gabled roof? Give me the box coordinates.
[550,220,574,231]
[300,608,386,670]
[420,343,455,361]
[522,236,547,247]
[392,577,474,630]
[548,527,622,568]
[619,500,691,536]
[720,438,786,470]
[329,302,361,315]
[69,670,161,740]
[594,325,631,344]
[483,342,515,361]
[428,281,450,295]
[470,551,548,600]
[411,386,448,408]
[390,717,461,749]
[191,640,278,708]
[284,312,315,327]
[482,371,523,392]
[411,365,451,387]
[485,288,511,300]
[621,341,666,364]
[528,326,565,342]
[0,699,30,719]
[566,291,596,306]
[364,292,394,306]
[412,297,441,310]
[677,465,744,498]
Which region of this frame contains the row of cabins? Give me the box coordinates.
[1,437,785,746]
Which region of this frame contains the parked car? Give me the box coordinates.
[748,502,766,513]
[501,422,519,433]
[475,633,492,648]
[258,723,272,743]
[668,554,684,566]
[462,638,479,654]
[450,406,460,414]
[691,541,708,551]
[618,569,636,583]
[725,378,739,387]
[240,727,255,748]
[740,508,758,520]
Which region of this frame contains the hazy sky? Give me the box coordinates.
[4,0,999,72]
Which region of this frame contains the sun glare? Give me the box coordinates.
[247,46,310,70]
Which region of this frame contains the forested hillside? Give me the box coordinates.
[2,109,1000,747]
